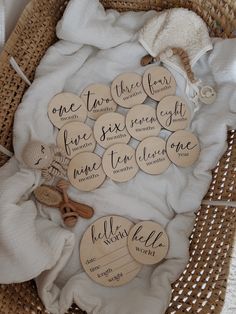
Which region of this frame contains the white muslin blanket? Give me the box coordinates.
[1,1,236,313]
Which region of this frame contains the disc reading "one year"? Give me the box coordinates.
[80,215,142,287]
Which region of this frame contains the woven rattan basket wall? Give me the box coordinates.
[0,0,236,313]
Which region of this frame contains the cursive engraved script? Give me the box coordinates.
[132,225,165,249]
[63,129,92,156]
[147,73,172,95]
[52,103,82,117]
[160,101,186,127]
[83,90,113,112]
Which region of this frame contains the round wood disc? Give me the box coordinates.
[81,84,117,120]
[156,96,191,131]
[136,137,171,175]
[166,130,200,168]
[34,185,63,207]
[128,221,169,265]
[94,112,131,149]
[102,144,139,183]
[111,72,147,108]
[126,104,161,141]
[68,152,106,192]
[57,121,96,159]
[142,66,176,101]
[48,93,87,129]
[80,215,142,287]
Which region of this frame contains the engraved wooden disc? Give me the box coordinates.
[166,130,200,168]
[81,84,117,120]
[102,144,139,183]
[57,121,96,159]
[80,215,142,287]
[136,137,171,175]
[68,152,106,192]
[94,112,131,149]
[128,221,169,265]
[111,72,147,108]
[156,96,191,131]
[126,104,161,141]
[48,93,87,129]
[142,66,176,101]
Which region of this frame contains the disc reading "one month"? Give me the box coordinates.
[68,152,106,192]
[111,73,147,108]
[94,112,131,149]
[143,66,176,102]
[102,144,139,182]
[48,93,87,129]
[166,130,200,168]
[128,221,169,265]
[81,84,117,120]
[136,137,171,175]
[57,122,96,159]
[156,96,191,131]
[126,104,161,141]
[80,215,142,287]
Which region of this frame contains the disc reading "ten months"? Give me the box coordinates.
[80,215,142,287]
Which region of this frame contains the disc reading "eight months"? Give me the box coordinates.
[80,215,142,287]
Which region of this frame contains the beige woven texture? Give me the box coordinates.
[0,0,236,313]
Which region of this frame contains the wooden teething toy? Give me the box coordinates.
[22,141,70,181]
[34,180,94,227]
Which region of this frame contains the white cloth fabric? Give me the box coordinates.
[0,1,236,313]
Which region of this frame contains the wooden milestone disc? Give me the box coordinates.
[102,143,139,183]
[156,96,191,131]
[126,104,161,141]
[80,215,142,287]
[111,72,147,108]
[136,137,171,175]
[68,152,106,192]
[142,66,176,101]
[57,121,96,159]
[48,92,87,129]
[128,221,169,265]
[81,84,117,120]
[94,112,131,149]
[166,130,200,168]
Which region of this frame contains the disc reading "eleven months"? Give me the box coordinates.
[136,137,171,175]
[80,215,142,287]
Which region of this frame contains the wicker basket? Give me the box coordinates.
[0,0,236,313]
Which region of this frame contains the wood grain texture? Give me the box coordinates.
[0,0,235,313]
